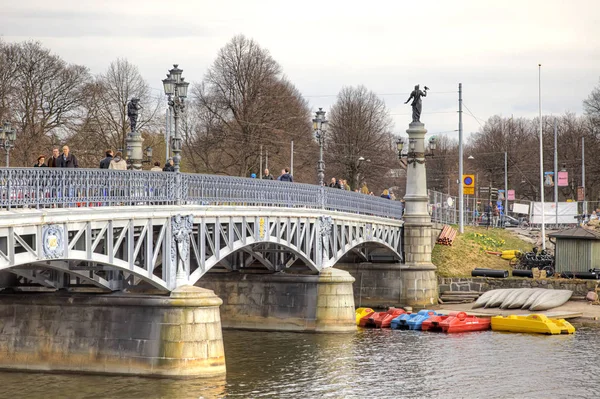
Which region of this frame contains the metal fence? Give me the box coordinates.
[0,168,404,220]
[428,189,597,228]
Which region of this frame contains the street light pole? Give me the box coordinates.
[0,121,17,167]
[458,83,464,233]
[162,64,190,173]
[312,108,328,186]
[538,63,546,250]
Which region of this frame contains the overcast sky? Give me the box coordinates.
[2,0,599,140]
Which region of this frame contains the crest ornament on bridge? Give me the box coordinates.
[171,215,194,284]
[319,216,333,237]
[42,225,64,259]
[319,216,333,266]
[365,223,373,240]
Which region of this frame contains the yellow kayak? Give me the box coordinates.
[355,307,374,325]
[491,314,575,335]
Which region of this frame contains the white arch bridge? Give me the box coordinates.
[0,169,404,292]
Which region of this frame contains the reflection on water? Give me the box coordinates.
[0,328,598,399]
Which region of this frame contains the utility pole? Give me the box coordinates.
[582,136,586,215]
[554,119,558,226]
[538,64,546,250]
[504,151,508,226]
[259,144,263,179]
[290,140,294,176]
[265,150,269,170]
[458,83,464,233]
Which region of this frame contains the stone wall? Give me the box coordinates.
[196,268,356,333]
[0,286,225,378]
[335,263,405,309]
[438,277,599,297]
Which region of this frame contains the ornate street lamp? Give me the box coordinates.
[396,136,436,167]
[312,108,328,186]
[0,121,17,167]
[162,64,190,173]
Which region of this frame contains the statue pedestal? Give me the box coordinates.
[402,121,438,308]
[126,132,144,171]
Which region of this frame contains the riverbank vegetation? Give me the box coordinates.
[432,226,533,277]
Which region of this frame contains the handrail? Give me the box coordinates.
[0,168,404,220]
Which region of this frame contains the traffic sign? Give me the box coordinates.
[462,174,475,195]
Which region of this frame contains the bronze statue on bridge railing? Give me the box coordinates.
[404,85,429,123]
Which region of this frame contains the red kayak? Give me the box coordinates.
[439,312,491,333]
[359,308,406,328]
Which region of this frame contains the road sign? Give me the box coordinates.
[462,174,475,195]
[557,171,568,187]
[577,186,585,201]
[507,190,515,200]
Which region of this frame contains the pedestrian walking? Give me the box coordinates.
[329,177,340,188]
[58,146,79,168]
[278,167,293,182]
[99,150,113,169]
[108,151,128,170]
[33,155,47,167]
[47,148,60,167]
[150,161,162,171]
[262,168,274,180]
[163,158,175,172]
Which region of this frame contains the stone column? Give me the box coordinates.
[315,268,356,333]
[126,131,144,171]
[402,121,438,308]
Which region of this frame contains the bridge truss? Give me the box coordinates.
[0,206,403,292]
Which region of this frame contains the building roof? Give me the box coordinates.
[549,227,600,240]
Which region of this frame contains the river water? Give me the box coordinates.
[0,327,598,399]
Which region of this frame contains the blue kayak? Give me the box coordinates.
[391,310,438,330]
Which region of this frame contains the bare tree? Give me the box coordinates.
[326,85,395,192]
[67,58,161,166]
[3,41,90,166]
[186,35,315,178]
[584,77,600,125]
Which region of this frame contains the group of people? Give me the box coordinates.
[99,150,176,172]
[249,168,294,182]
[32,146,79,168]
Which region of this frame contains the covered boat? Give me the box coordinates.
[491,314,575,335]
[438,312,491,333]
[355,307,374,325]
[359,308,405,328]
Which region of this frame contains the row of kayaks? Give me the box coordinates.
[356,307,575,335]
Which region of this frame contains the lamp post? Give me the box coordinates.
[356,156,371,190]
[0,121,17,167]
[396,136,436,165]
[162,64,190,173]
[312,108,328,186]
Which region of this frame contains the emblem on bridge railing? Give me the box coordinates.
[42,225,64,259]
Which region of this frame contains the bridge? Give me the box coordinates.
[0,121,437,378]
[0,168,404,292]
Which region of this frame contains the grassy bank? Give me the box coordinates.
[432,226,533,277]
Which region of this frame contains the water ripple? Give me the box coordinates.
[0,327,598,398]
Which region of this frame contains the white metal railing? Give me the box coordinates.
[0,168,404,220]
